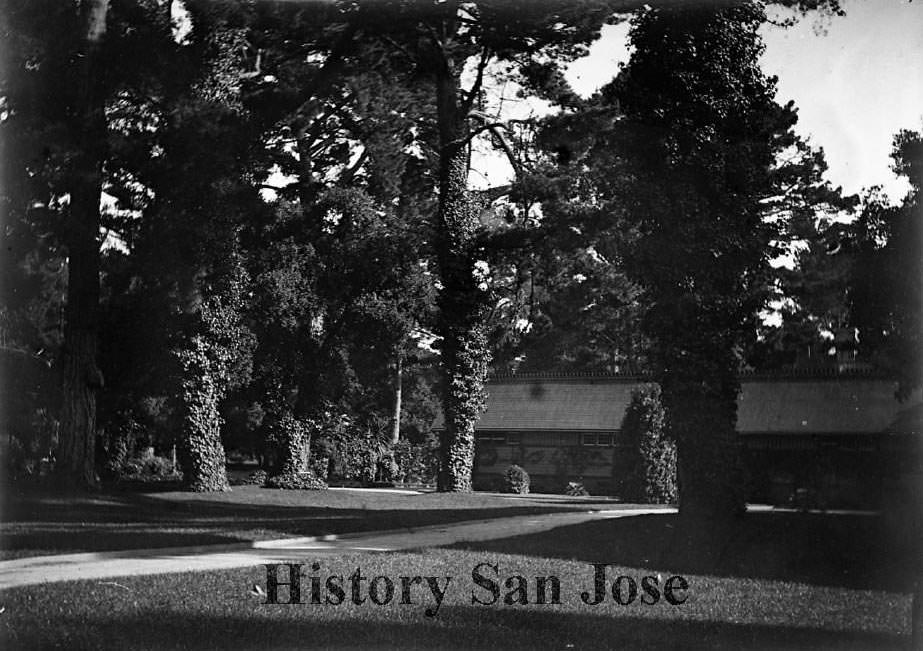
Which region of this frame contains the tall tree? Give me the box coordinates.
[491,104,653,374]
[56,0,109,490]
[353,0,842,490]
[352,0,617,491]
[83,2,275,490]
[1,0,176,488]
[604,4,813,519]
[850,130,922,398]
[231,11,437,483]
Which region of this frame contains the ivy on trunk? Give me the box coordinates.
[432,54,492,491]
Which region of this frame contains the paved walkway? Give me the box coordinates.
[0,508,674,590]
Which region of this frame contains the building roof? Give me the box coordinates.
[736,377,912,434]
[476,377,639,432]
[435,371,921,436]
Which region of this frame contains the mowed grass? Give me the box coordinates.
[0,484,620,559]
[0,547,911,650]
[1,489,915,648]
[450,511,919,593]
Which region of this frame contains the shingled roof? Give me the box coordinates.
[436,371,921,436]
[737,377,912,434]
[474,377,638,432]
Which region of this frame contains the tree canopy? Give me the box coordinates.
[7,0,908,519]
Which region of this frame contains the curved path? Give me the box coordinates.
[0,507,675,590]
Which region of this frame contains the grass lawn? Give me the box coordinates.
[449,511,917,594]
[0,484,622,560]
[0,542,911,649]
[1,510,916,649]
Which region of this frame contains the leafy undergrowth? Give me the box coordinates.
[0,485,623,559]
[0,548,911,650]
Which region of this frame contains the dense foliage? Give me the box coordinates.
[614,385,677,504]
[503,464,530,495]
[4,0,907,527]
[849,131,922,399]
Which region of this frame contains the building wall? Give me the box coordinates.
[460,373,921,503]
[473,429,889,506]
[741,437,884,509]
[472,431,618,494]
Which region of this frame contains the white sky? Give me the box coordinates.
[562,0,923,201]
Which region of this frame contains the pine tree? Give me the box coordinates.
[352,0,617,491]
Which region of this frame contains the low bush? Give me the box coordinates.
[564,481,590,497]
[504,464,530,494]
[392,438,439,484]
[145,455,173,477]
[265,469,328,490]
[317,416,385,483]
[117,454,178,481]
[243,469,268,485]
[98,414,180,483]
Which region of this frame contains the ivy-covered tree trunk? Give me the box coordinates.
[176,274,253,492]
[57,0,109,490]
[177,332,230,492]
[270,412,311,481]
[432,49,491,492]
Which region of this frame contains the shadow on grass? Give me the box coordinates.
[449,512,918,594]
[0,485,604,558]
[0,532,243,560]
[2,606,909,650]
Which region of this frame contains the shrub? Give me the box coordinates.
[109,453,178,482]
[564,481,589,497]
[144,455,174,477]
[99,416,179,482]
[614,385,677,504]
[504,464,530,494]
[120,459,144,477]
[312,413,386,483]
[102,413,144,480]
[244,469,268,485]
[265,469,328,490]
[392,437,439,484]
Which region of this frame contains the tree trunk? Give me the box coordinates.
[178,338,231,492]
[273,412,311,480]
[179,390,231,492]
[57,0,109,490]
[661,373,744,521]
[432,41,491,492]
[391,352,403,445]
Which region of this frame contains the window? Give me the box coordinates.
[476,432,523,445]
[581,433,614,447]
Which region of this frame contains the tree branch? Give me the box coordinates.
[339,148,369,185]
[461,45,491,116]
[467,111,525,177]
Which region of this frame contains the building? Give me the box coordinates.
[446,369,922,507]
